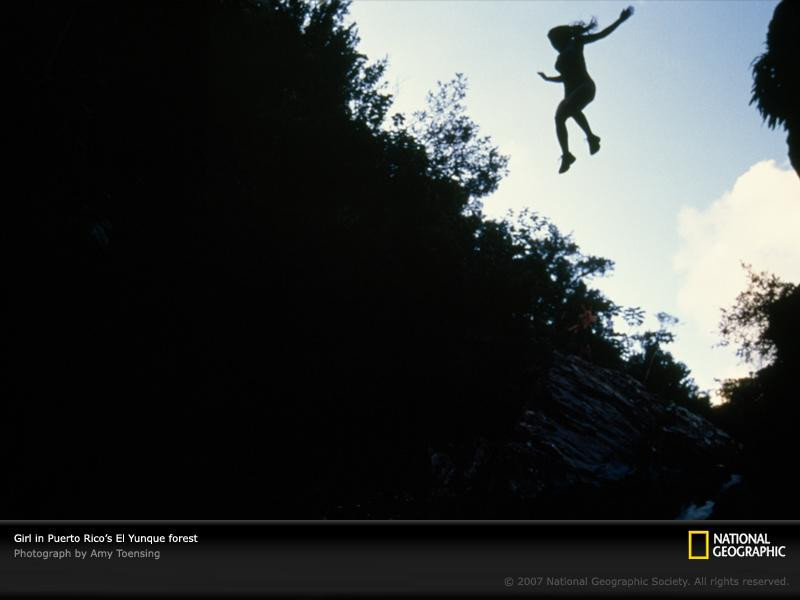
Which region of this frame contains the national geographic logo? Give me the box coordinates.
[689,530,787,559]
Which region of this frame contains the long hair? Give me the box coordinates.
[548,17,597,49]
[570,17,598,36]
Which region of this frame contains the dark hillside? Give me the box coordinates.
[5,1,727,518]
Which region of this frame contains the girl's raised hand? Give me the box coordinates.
[620,5,634,21]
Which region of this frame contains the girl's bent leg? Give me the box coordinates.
[573,111,601,154]
[555,101,571,156]
[573,111,593,137]
[555,102,576,173]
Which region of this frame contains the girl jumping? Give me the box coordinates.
[538,6,634,173]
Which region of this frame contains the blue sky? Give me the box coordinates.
[347,0,800,400]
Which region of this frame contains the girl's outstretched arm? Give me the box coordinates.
[583,6,634,44]
[538,72,563,83]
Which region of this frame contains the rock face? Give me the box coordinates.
[429,353,741,519]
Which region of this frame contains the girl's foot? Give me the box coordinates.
[558,153,576,173]
[588,134,601,155]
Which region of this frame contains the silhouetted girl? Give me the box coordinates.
[538,6,634,173]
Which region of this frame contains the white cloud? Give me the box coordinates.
[673,160,800,390]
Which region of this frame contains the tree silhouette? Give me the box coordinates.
[6,0,710,518]
[411,74,509,208]
[712,266,800,517]
[751,0,800,177]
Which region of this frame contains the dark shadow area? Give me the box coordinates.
[3,0,789,519]
[708,270,800,518]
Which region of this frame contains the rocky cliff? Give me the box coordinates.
[426,353,740,519]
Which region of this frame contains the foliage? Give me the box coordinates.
[411,74,509,208]
[6,0,708,516]
[619,312,708,413]
[718,264,796,366]
[750,0,799,131]
[751,0,800,175]
[711,266,800,517]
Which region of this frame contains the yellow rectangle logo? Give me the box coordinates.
[688,530,710,559]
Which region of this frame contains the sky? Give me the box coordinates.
[347,0,800,401]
